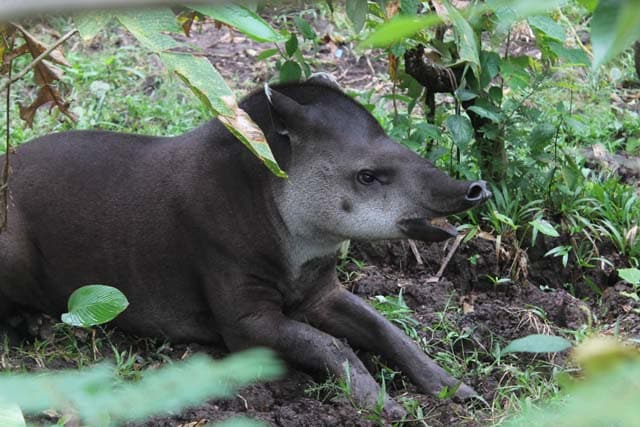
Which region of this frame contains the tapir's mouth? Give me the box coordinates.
[398,217,459,242]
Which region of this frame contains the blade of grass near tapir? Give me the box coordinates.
[61,284,129,327]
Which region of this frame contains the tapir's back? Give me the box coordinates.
[0,127,246,341]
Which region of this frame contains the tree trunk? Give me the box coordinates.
[404,45,507,181]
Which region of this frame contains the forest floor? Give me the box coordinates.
[3,12,640,427]
[9,235,633,426]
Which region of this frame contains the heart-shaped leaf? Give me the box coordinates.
[61,285,129,328]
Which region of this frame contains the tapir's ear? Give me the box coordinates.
[307,72,340,90]
[264,84,307,136]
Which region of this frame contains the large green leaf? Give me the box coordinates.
[360,14,442,47]
[467,105,502,123]
[529,218,560,237]
[115,8,285,177]
[502,362,640,427]
[486,0,565,17]
[618,268,640,285]
[0,404,25,427]
[115,8,182,52]
[295,16,317,40]
[528,15,565,41]
[528,15,566,42]
[280,60,302,82]
[501,334,572,355]
[0,349,283,425]
[346,0,368,33]
[529,123,557,150]
[591,0,640,69]
[548,41,591,66]
[190,3,286,43]
[443,0,480,78]
[74,12,112,41]
[445,115,474,150]
[61,285,129,327]
[162,52,286,177]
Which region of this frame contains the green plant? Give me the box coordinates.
[61,284,129,328]
[112,347,143,382]
[371,291,420,340]
[337,241,366,283]
[482,184,542,237]
[0,4,289,180]
[617,268,640,307]
[501,336,640,427]
[0,349,283,427]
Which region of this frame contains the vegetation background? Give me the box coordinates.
[0,0,639,426]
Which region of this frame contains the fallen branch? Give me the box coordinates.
[404,44,462,93]
[426,233,464,283]
[435,233,464,279]
[408,239,423,265]
[0,27,78,232]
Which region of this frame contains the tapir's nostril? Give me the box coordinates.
[466,180,491,203]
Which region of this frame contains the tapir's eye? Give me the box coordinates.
[357,170,377,185]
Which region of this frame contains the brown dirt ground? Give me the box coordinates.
[15,235,617,427]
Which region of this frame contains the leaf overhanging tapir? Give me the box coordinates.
[0,74,491,419]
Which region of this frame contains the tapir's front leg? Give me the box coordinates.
[212,288,407,419]
[297,287,477,400]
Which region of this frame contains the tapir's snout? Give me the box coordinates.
[465,180,492,204]
[397,177,492,243]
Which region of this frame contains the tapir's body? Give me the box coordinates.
[0,79,490,418]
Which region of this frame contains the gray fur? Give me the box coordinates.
[0,81,489,419]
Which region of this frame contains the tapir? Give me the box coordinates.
[0,75,490,418]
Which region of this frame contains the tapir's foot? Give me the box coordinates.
[452,381,479,401]
[347,366,407,420]
[416,358,480,402]
[382,398,407,421]
[0,317,27,347]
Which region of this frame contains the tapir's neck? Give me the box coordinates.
[173,119,337,281]
[266,177,340,279]
[283,236,342,280]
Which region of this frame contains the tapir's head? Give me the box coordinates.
[262,77,491,244]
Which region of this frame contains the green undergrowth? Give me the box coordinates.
[2,5,640,426]
[1,22,210,153]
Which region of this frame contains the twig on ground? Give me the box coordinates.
[435,233,464,279]
[408,239,423,265]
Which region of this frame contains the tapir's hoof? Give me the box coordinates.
[452,382,489,407]
[383,399,407,421]
[453,382,478,401]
